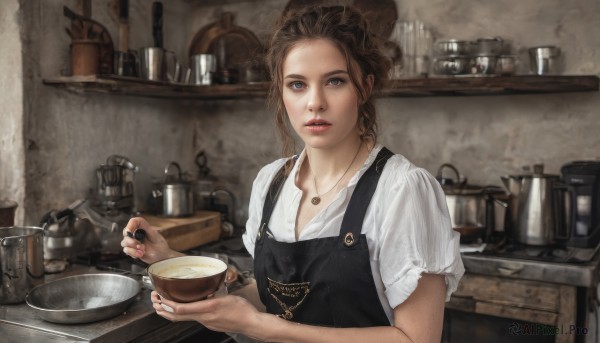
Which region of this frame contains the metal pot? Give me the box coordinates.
[0,226,44,304]
[437,164,507,242]
[26,273,140,324]
[163,162,194,217]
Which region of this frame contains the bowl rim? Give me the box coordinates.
[147,255,228,280]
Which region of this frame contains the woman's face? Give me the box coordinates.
[282,39,361,151]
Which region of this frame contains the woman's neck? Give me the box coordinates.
[304,138,371,185]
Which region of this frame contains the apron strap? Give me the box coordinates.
[258,157,297,241]
[339,147,394,247]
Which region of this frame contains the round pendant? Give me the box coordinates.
[283,310,294,320]
[311,196,321,205]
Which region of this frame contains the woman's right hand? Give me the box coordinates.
[121,217,180,264]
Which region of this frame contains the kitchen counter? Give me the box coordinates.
[0,265,206,343]
[461,251,600,288]
[3,236,598,342]
[452,249,600,343]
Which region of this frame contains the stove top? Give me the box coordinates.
[477,238,600,264]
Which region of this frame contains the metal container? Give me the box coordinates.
[496,55,517,75]
[0,226,44,304]
[432,55,471,75]
[163,162,194,217]
[471,55,497,75]
[436,164,507,242]
[434,39,473,56]
[444,188,488,236]
[528,46,562,75]
[502,165,561,246]
[474,37,504,56]
[25,273,140,324]
[139,46,165,81]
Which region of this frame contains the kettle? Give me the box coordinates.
[501,164,561,246]
[162,162,194,217]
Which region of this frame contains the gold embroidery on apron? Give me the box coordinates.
[267,277,310,320]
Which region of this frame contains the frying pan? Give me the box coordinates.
[26,273,141,324]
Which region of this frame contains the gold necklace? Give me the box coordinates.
[309,142,362,206]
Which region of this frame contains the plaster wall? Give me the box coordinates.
[189,0,600,223]
[2,0,599,226]
[0,0,25,223]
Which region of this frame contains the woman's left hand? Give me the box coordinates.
[151,290,262,335]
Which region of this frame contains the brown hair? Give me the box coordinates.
[265,5,390,158]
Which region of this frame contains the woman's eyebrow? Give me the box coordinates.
[284,70,349,80]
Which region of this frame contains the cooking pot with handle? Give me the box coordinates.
[0,226,44,304]
[163,161,194,217]
[437,164,507,243]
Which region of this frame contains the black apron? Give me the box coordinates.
[254,147,394,327]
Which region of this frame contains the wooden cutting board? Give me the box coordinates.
[142,211,221,252]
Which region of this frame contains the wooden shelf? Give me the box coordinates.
[383,75,599,97]
[43,74,599,100]
[43,75,271,100]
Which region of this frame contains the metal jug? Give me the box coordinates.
[501,165,561,246]
[0,226,44,304]
[163,162,194,217]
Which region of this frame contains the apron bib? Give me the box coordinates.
[254,147,394,327]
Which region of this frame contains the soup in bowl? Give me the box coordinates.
[148,256,228,303]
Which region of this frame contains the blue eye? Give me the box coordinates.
[327,77,345,86]
[288,81,305,90]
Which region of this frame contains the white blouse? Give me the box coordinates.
[242,144,465,324]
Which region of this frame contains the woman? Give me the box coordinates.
[122,5,463,342]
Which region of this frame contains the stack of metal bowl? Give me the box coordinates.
[433,37,518,76]
[432,39,473,76]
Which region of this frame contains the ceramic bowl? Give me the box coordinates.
[148,255,227,303]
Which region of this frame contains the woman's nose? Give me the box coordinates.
[307,87,327,112]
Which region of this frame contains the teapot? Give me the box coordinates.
[501,164,561,246]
